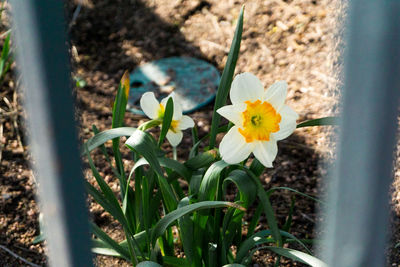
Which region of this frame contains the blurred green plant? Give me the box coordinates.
[0,32,12,83]
[74,76,87,88]
[82,6,335,267]
[0,1,12,84]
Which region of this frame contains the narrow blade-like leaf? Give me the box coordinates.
[267,186,323,204]
[137,261,163,267]
[150,201,244,246]
[158,97,173,146]
[91,222,130,260]
[177,197,195,265]
[83,127,136,155]
[241,167,282,246]
[209,6,244,148]
[198,160,229,202]
[126,129,178,212]
[296,117,338,128]
[266,247,327,267]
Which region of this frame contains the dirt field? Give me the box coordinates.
[1,0,399,266]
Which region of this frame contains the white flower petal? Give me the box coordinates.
[253,140,278,168]
[219,126,254,164]
[178,115,195,130]
[230,72,264,105]
[140,92,161,119]
[280,104,299,120]
[271,105,298,141]
[217,104,246,126]
[166,130,183,147]
[161,92,183,120]
[264,81,288,111]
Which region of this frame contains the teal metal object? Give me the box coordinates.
[10,1,92,266]
[321,1,400,266]
[128,57,220,114]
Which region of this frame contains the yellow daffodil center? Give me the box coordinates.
[238,100,281,143]
[170,120,179,133]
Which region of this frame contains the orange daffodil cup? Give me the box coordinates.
[217,72,298,167]
[127,92,195,147]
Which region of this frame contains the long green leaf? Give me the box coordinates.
[209,6,244,149]
[137,261,163,267]
[267,186,323,204]
[0,33,11,79]
[150,201,244,246]
[141,172,151,255]
[84,181,129,232]
[85,148,130,232]
[177,197,196,265]
[223,170,257,208]
[236,230,273,263]
[111,72,130,192]
[133,157,192,182]
[122,167,137,232]
[296,117,338,128]
[92,239,124,258]
[112,71,129,129]
[193,160,229,263]
[126,130,163,177]
[236,230,312,263]
[91,222,130,261]
[265,247,327,267]
[185,150,219,170]
[126,129,178,212]
[190,126,199,158]
[86,149,122,214]
[247,203,262,237]
[240,167,282,246]
[158,97,173,146]
[282,196,295,233]
[188,172,203,196]
[92,124,120,178]
[120,230,149,253]
[83,127,136,154]
[249,158,265,177]
[221,170,257,263]
[163,256,190,267]
[198,160,229,202]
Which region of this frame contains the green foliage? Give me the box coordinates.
[82,7,332,267]
[74,76,87,88]
[209,6,244,149]
[0,32,12,83]
[297,116,338,128]
[158,97,173,147]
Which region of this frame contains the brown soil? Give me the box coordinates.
[1,0,399,266]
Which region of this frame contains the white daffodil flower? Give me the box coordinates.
[136,92,194,147]
[217,72,298,167]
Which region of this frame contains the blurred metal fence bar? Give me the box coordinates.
[10,1,92,267]
[322,1,400,266]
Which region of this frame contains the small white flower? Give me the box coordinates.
[135,92,194,147]
[217,72,298,167]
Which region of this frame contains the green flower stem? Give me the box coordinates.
[173,146,177,160]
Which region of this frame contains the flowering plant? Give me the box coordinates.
[83,6,334,267]
[217,72,298,167]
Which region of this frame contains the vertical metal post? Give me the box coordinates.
[322,1,400,266]
[10,1,92,266]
